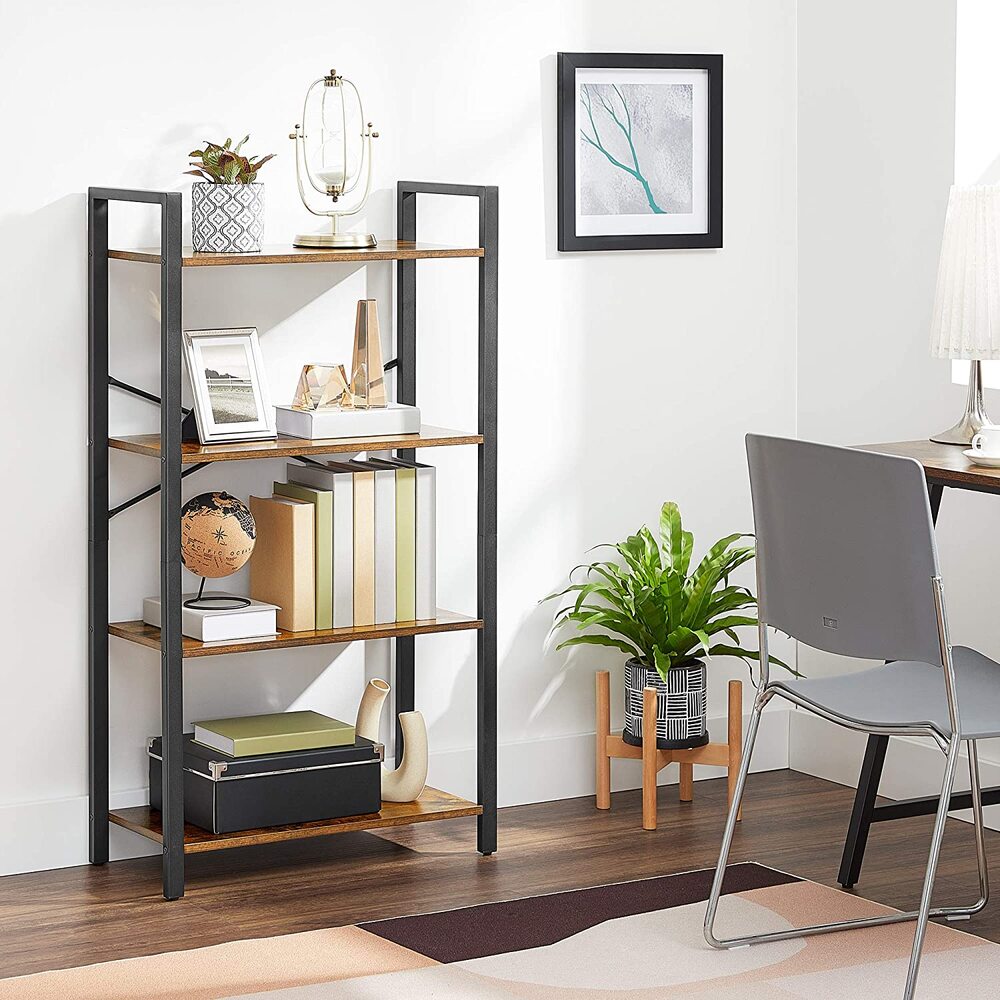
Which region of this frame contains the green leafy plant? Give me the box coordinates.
[545,502,795,681]
[185,135,275,184]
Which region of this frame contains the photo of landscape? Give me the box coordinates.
[200,343,259,424]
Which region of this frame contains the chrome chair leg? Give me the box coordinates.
[704,691,767,947]
[706,724,981,992]
[947,740,990,919]
[902,736,961,999]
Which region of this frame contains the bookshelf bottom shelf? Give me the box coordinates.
[109,787,482,854]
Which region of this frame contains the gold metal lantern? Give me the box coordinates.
[290,68,379,249]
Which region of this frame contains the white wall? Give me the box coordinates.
[0,0,798,874]
[789,0,1000,813]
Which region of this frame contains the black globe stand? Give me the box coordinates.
[183,576,252,611]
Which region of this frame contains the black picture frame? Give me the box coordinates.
[557,52,723,252]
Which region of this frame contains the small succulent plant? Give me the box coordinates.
[185,135,275,184]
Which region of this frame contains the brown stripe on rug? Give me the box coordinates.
[360,861,797,963]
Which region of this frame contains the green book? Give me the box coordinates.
[274,481,333,630]
[395,466,417,621]
[193,711,355,756]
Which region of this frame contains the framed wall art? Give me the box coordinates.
[557,52,723,252]
[183,327,277,444]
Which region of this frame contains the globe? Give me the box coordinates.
[180,492,256,579]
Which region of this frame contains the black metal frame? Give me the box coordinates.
[89,187,185,899]
[556,52,723,253]
[89,179,498,900]
[838,476,1000,889]
[396,180,498,855]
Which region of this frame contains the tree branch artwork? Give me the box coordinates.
[579,84,664,214]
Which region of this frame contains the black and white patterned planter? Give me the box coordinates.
[191,182,264,253]
[622,657,709,750]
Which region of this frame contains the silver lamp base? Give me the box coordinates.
[294,231,377,249]
[930,359,991,445]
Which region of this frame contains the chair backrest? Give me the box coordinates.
[746,434,944,666]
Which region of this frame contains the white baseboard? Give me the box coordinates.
[788,709,1000,831]
[1,708,789,877]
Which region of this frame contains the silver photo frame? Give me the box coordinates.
[183,327,277,444]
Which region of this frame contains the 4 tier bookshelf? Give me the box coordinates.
[89,181,498,900]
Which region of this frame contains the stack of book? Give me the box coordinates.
[142,594,279,642]
[249,459,436,632]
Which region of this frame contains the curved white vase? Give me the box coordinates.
[355,678,428,802]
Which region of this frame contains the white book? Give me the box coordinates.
[287,462,354,628]
[142,594,279,642]
[352,460,397,624]
[275,403,420,440]
[393,459,436,620]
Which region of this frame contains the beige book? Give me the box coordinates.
[249,495,316,632]
[350,464,376,627]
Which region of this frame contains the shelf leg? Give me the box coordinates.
[394,636,415,757]
[641,688,658,831]
[160,193,185,901]
[476,186,499,857]
[395,181,499,857]
[595,671,611,810]
[728,679,743,822]
[395,186,417,762]
[88,191,110,866]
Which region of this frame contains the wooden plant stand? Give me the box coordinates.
[595,671,743,831]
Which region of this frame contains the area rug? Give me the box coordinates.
[4,863,1000,999]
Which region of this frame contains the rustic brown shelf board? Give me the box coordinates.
[108,425,483,464]
[108,240,484,266]
[109,610,482,658]
[109,788,483,853]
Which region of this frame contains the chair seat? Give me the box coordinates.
[771,645,1000,739]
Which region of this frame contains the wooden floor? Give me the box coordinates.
[3,769,1000,978]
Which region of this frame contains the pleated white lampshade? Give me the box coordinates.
[930,184,1000,360]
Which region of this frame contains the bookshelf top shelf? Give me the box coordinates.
[108,424,483,463]
[107,240,485,266]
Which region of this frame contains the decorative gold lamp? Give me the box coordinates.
[290,68,378,248]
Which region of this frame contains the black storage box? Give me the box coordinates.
[149,734,383,834]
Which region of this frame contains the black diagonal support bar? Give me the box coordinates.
[89,187,186,900]
[109,463,210,519]
[396,181,499,857]
[109,375,192,416]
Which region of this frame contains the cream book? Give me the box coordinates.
[273,481,333,631]
[346,461,376,627]
[193,711,355,757]
[287,462,354,628]
[249,495,315,632]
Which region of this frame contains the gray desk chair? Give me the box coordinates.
[704,435,994,1000]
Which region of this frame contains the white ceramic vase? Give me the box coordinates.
[355,678,428,802]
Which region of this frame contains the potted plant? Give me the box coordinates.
[546,502,794,750]
[186,136,275,253]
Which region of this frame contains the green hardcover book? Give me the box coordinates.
[193,711,355,757]
[274,481,333,630]
[395,466,417,621]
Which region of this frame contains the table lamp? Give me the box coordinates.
[929,183,1000,444]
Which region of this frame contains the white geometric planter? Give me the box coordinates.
[621,657,709,750]
[191,182,264,253]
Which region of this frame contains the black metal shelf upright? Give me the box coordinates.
[88,181,498,900]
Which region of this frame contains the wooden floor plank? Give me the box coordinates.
[2,770,999,978]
